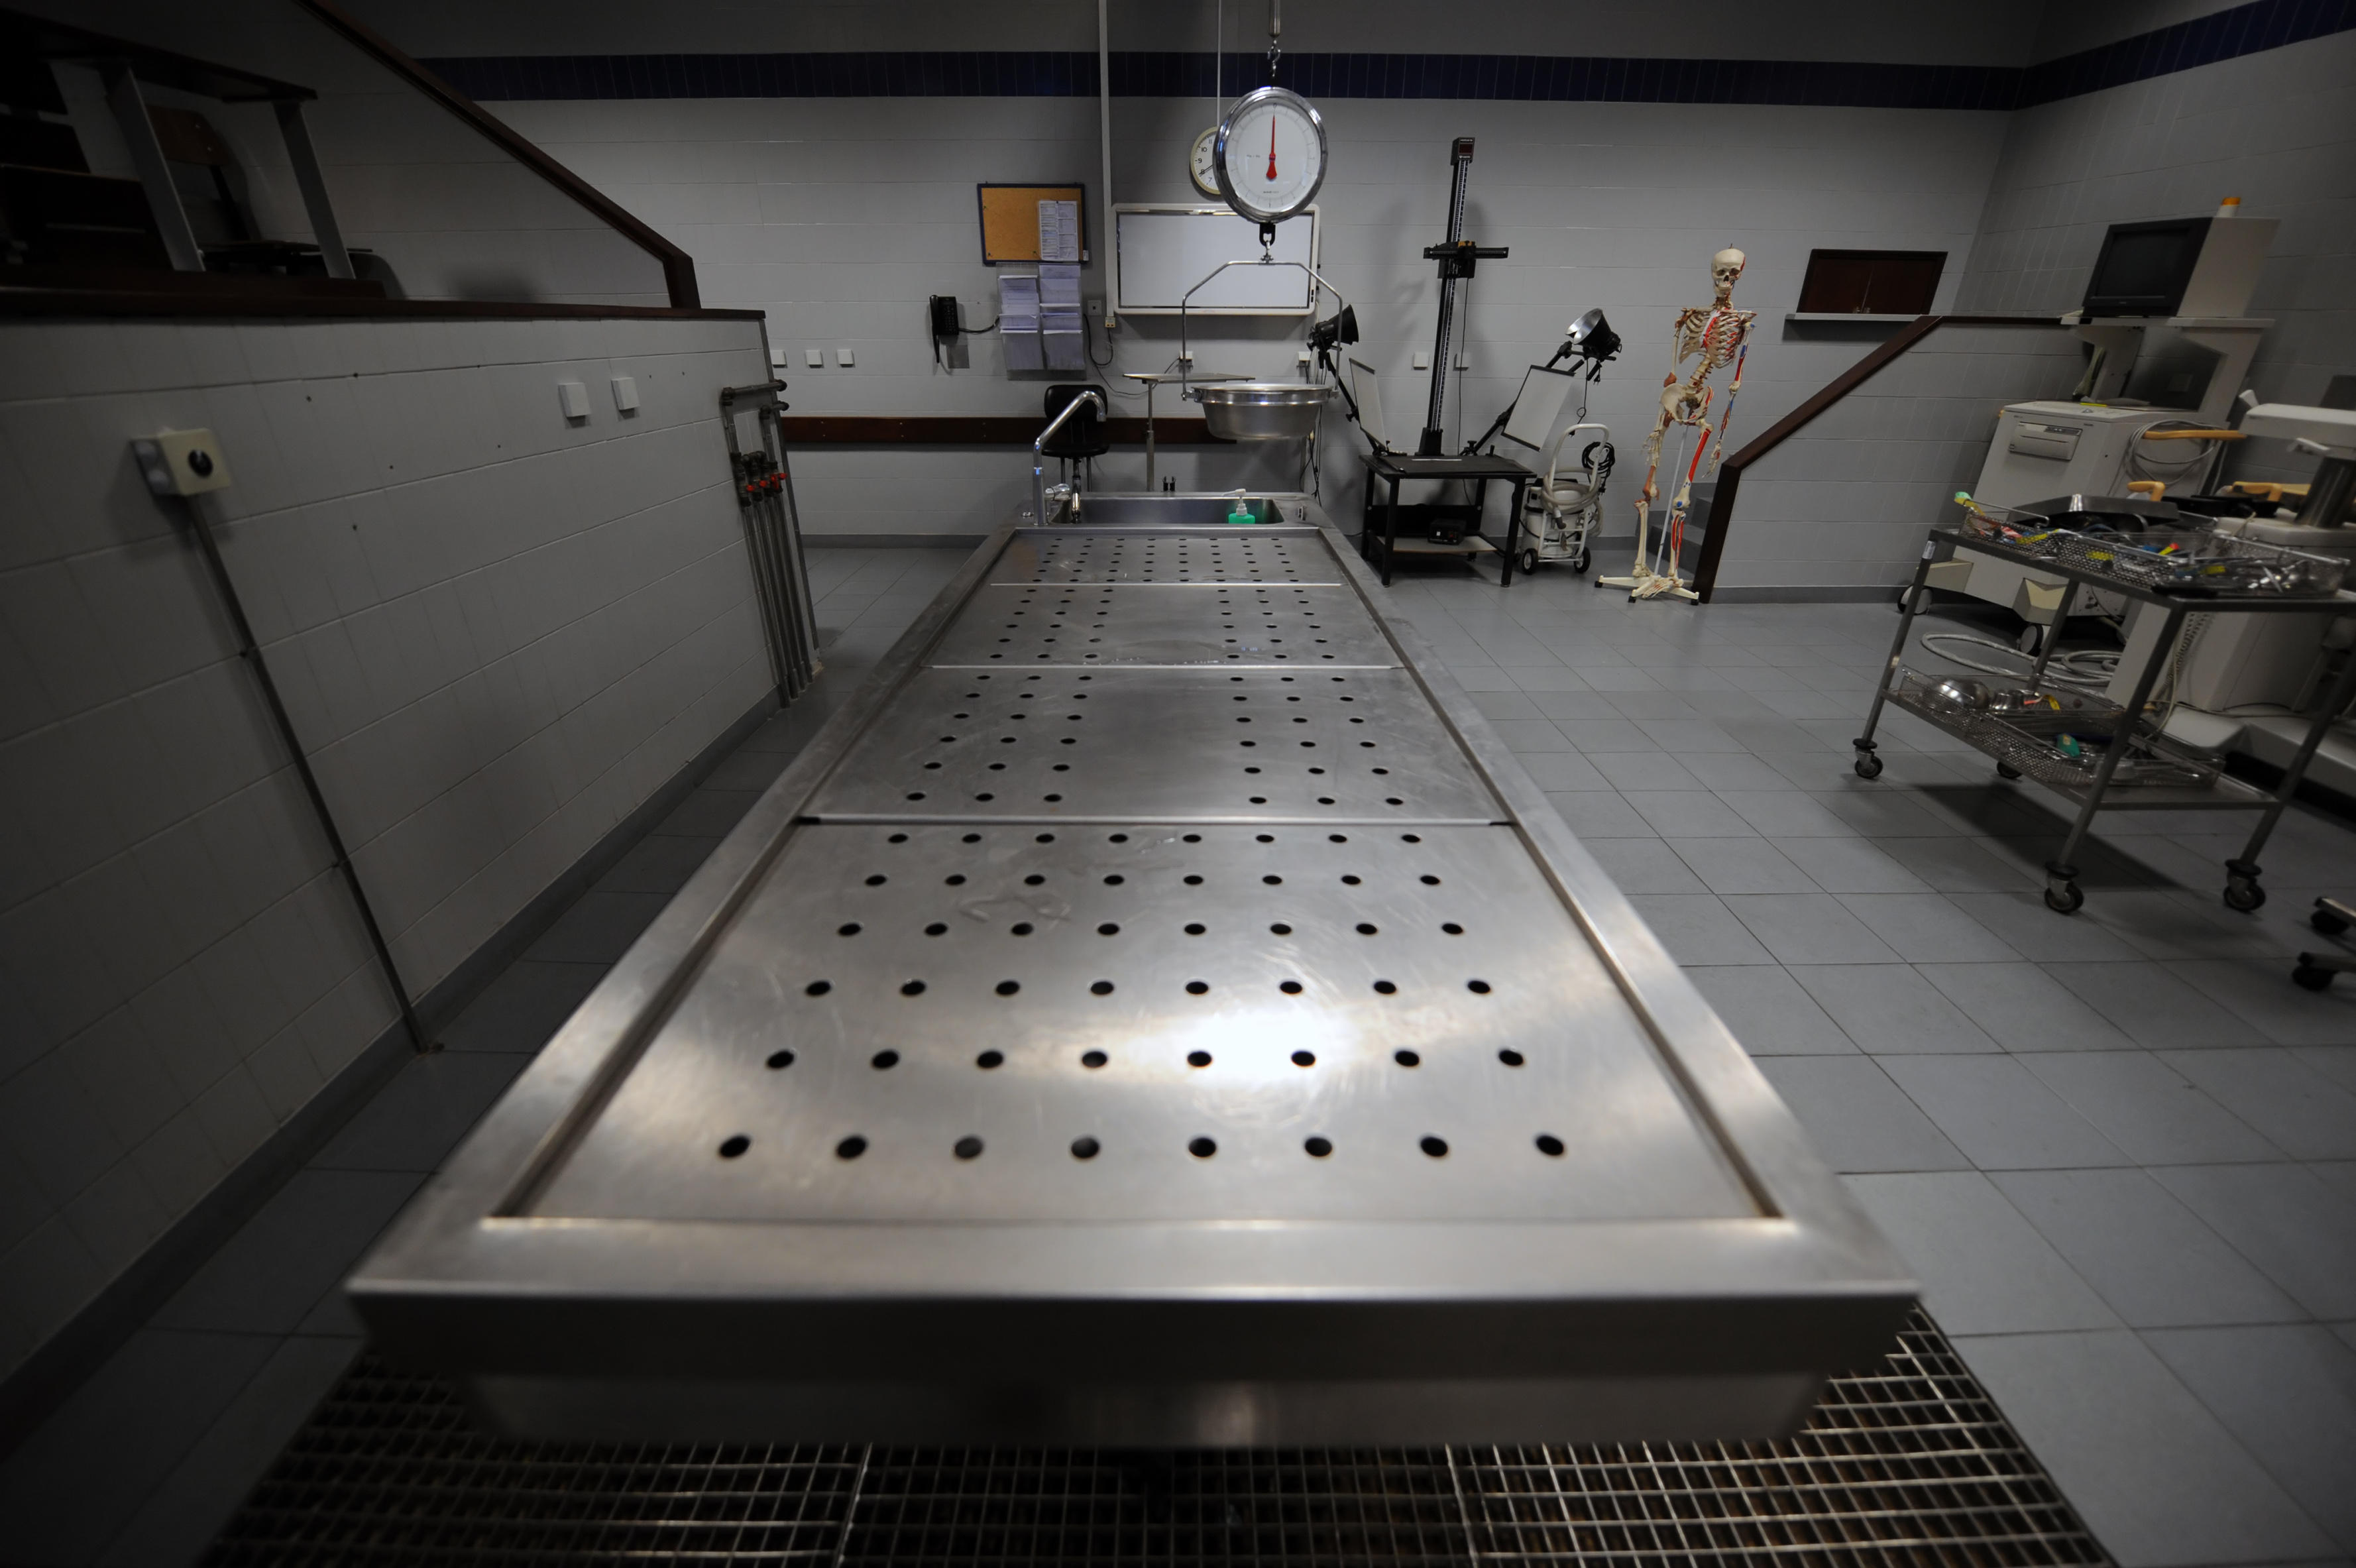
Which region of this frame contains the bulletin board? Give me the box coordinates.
[978,184,1088,264]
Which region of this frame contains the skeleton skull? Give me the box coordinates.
[1711,247,1747,302]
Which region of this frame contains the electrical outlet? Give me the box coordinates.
[557,380,590,420]
[1455,353,1470,370]
[610,374,640,412]
[1412,351,1430,370]
[769,347,789,368]
[836,347,856,366]
[1086,298,1103,319]
[131,428,231,496]
[805,348,823,368]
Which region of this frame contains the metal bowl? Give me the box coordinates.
[1192,382,1328,441]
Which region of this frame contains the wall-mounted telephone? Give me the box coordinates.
[929,296,960,366]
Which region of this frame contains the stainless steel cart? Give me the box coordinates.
[352,496,1910,1448]
[1857,526,2356,915]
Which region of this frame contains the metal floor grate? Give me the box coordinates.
[206,1310,2107,1565]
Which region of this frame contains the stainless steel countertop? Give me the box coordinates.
[348,497,1911,1447]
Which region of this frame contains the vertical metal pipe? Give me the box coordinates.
[103,65,203,272]
[1097,0,1113,335]
[274,100,356,280]
[180,496,429,1052]
[1420,140,1474,455]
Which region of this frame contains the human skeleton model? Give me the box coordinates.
[1602,248,1754,602]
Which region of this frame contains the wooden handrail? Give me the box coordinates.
[1692,313,2064,600]
[291,0,702,309]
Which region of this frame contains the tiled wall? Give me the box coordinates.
[0,312,773,1379]
[1958,27,2356,487]
[489,89,2011,563]
[24,0,673,306]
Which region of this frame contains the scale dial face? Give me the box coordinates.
[1189,127,1221,196]
[1213,85,1327,225]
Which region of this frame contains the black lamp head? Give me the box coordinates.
[1308,304,1359,353]
[1567,307,1620,363]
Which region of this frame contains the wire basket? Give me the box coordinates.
[2045,527,2346,597]
[1884,667,2217,791]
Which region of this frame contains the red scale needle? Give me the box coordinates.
[1266,119,1278,182]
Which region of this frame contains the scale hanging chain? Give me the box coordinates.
[1266,0,1281,80]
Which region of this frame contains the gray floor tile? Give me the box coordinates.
[1953,1329,2335,1568]
[595,831,720,896]
[1552,718,1661,751]
[1775,836,1934,893]
[2047,962,2272,1050]
[1915,964,2139,1052]
[1504,666,1593,691]
[2312,1160,2356,1205]
[2177,960,2356,1047]
[1449,665,1518,691]
[1634,718,1746,752]
[1632,792,1758,837]
[152,1168,424,1335]
[653,785,760,838]
[1942,890,2149,959]
[1835,893,2023,962]
[97,1334,361,1567]
[523,889,673,965]
[1576,666,1663,692]
[1675,752,1800,791]
[1755,1058,1969,1173]
[1844,1172,2118,1334]
[1880,1054,2135,1170]
[2020,1050,2284,1164]
[1529,691,1629,722]
[1687,966,1854,1055]
[1669,837,1817,895]
[1545,789,1655,836]
[1991,1168,2306,1327]
[1468,690,1544,721]
[2144,1324,2356,1554]
[0,1328,277,1564]
[1591,752,1709,792]
[1791,964,1999,1054]
[1724,895,1901,965]
[1486,718,1575,752]
[310,1051,532,1174]
[437,959,604,1054]
[2152,1164,2356,1319]
[1718,791,1864,837]
[1516,751,1611,791]
[2156,1047,2356,1160]
[1579,838,1707,895]
[2098,891,2297,963]
[1623,895,1773,965]
[1878,840,2047,894]
[2299,1046,2356,1094]
[701,746,791,793]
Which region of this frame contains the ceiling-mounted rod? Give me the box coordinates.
[1099,0,1114,330]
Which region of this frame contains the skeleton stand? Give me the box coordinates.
[1604,419,1705,601]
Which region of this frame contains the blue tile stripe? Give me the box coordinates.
[418,1,2355,108]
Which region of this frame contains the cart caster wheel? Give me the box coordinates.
[2045,883,2084,915]
[1996,762,2022,780]
[1518,548,1540,576]
[2311,903,2350,937]
[1573,549,1591,575]
[2293,960,2335,991]
[2017,623,2045,655]
[2223,879,2266,913]
[1853,752,1883,780]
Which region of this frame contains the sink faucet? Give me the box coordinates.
[1033,390,1105,526]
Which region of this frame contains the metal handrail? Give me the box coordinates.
[1032,389,1106,524]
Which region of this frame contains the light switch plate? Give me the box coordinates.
[769,347,789,368]
[610,374,640,412]
[1412,351,1430,370]
[835,347,855,367]
[131,429,231,496]
[805,348,824,368]
[557,380,590,420]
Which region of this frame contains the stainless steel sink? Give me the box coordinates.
[1062,492,1312,527]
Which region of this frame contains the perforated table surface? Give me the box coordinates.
[349,502,1911,1449]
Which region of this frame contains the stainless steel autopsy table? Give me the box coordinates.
[349,494,1912,1447]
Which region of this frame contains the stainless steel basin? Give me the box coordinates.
[1192,382,1328,441]
[1068,493,1311,526]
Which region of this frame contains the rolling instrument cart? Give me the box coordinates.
[1857,526,2356,915]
